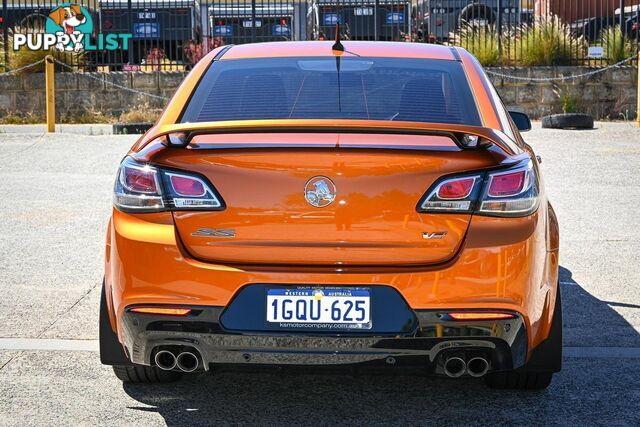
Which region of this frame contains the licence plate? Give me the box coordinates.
[266,288,371,329]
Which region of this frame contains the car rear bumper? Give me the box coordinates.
[105,207,559,369]
[119,306,527,374]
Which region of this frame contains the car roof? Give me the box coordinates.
[220,41,458,61]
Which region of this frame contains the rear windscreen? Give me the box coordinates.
[180,56,481,126]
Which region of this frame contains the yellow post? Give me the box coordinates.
[637,52,640,128]
[45,55,55,133]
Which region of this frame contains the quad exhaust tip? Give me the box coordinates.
[154,350,177,371]
[155,348,201,372]
[466,357,490,377]
[176,351,199,373]
[443,356,466,378]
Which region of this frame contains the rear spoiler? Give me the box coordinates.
[146,119,522,156]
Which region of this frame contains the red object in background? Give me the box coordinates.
[123,64,141,71]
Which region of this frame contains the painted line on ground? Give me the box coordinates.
[559,281,577,286]
[0,339,639,358]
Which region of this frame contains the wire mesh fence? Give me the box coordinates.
[1,0,638,72]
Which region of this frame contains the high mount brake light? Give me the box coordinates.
[418,160,539,217]
[113,157,224,212]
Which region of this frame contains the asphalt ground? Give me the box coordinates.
[0,122,639,426]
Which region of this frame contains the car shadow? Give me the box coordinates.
[559,266,640,348]
[121,266,639,425]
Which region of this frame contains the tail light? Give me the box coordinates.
[438,177,476,199]
[419,175,483,212]
[418,160,539,217]
[114,157,224,212]
[479,163,538,215]
[114,158,164,210]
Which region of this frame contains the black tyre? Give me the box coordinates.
[484,286,562,390]
[100,280,182,383]
[458,5,495,27]
[541,113,594,129]
[112,365,182,384]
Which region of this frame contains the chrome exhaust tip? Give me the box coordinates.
[443,356,466,378]
[154,350,177,371]
[176,351,199,373]
[467,357,490,377]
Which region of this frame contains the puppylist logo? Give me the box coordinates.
[13,3,131,52]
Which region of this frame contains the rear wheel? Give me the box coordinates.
[112,365,182,384]
[484,285,562,390]
[101,280,182,384]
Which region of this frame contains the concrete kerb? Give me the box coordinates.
[0,124,114,135]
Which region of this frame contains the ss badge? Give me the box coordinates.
[191,228,236,238]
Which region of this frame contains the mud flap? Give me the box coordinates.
[99,280,132,366]
[520,283,562,372]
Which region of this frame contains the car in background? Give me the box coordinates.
[570,5,640,42]
[209,2,294,44]
[308,0,411,41]
[420,0,532,42]
[100,41,562,390]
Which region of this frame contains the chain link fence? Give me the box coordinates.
[0,0,639,72]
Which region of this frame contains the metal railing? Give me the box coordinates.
[1,0,638,71]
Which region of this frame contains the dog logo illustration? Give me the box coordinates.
[48,4,87,34]
[45,3,93,51]
[13,3,130,53]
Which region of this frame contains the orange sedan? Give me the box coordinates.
[100,41,561,390]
